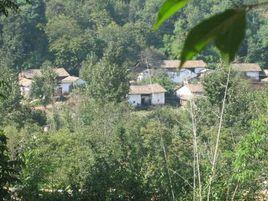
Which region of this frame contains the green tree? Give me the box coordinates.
[30,65,58,106]
[45,15,92,74]
[85,45,130,103]
[202,68,237,106]
[0,0,29,16]
[0,66,21,126]
[0,0,48,70]
[231,117,268,199]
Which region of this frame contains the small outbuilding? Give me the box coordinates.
[176,84,204,105]
[128,84,166,107]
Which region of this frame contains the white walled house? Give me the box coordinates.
[128,84,166,107]
[19,68,86,97]
[176,84,204,105]
[60,76,86,94]
[231,63,262,80]
[19,68,70,97]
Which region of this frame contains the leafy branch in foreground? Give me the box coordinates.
[181,9,246,66]
[153,0,190,30]
[154,0,268,67]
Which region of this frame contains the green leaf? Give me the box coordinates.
[215,11,246,63]
[153,0,190,30]
[180,9,247,67]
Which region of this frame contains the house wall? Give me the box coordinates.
[193,92,204,97]
[166,70,197,84]
[176,86,193,98]
[61,83,72,94]
[152,93,165,105]
[128,94,141,106]
[246,71,259,80]
[194,67,206,74]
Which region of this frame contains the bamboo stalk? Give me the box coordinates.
[190,98,202,201]
[206,65,232,201]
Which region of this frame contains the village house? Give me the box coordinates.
[176,83,204,105]
[19,68,70,97]
[19,68,85,97]
[231,63,262,80]
[128,84,166,107]
[160,60,207,73]
[159,60,207,83]
[137,60,207,84]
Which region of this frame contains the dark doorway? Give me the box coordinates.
[141,94,152,106]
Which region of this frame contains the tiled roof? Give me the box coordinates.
[20,68,70,79]
[159,60,207,69]
[187,84,204,93]
[231,63,262,72]
[129,84,166,95]
[53,68,70,77]
[61,76,79,83]
[20,69,42,79]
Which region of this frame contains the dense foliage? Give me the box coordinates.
[0,130,19,200]
[0,0,267,74]
[31,65,58,106]
[0,68,267,200]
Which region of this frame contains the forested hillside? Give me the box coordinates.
[0,0,268,201]
[0,0,267,75]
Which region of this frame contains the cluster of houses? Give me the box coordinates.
[18,60,267,108]
[19,68,85,97]
[128,60,267,107]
